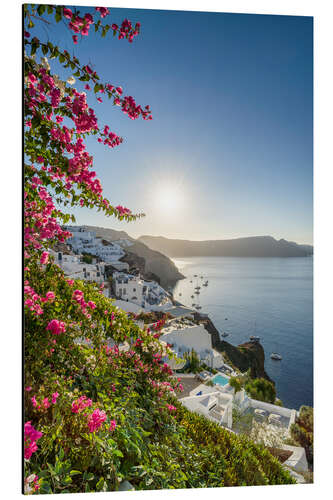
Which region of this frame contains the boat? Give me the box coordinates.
[195,286,201,290]
[194,274,198,277]
[195,305,202,310]
[195,291,200,295]
[190,280,193,283]
[221,332,229,337]
[179,293,182,296]
[225,318,228,320]
[250,336,260,342]
[271,352,282,361]
[192,303,196,307]
[191,295,194,298]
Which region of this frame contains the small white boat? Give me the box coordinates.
[221,332,229,337]
[250,336,260,342]
[271,352,282,361]
[195,291,200,295]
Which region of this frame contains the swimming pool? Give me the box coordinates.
[212,374,230,387]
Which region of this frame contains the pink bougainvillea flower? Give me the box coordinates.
[43,397,50,409]
[40,251,49,265]
[72,35,78,44]
[71,395,92,414]
[109,420,117,432]
[63,7,73,19]
[95,7,110,18]
[87,408,107,433]
[45,291,55,302]
[24,421,43,460]
[51,392,59,404]
[46,319,66,335]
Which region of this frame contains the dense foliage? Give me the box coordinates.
[244,378,277,404]
[23,4,294,493]
[290,406,313,467]
[229,372,277,404]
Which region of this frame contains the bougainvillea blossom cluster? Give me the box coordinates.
[87,408,107,432]
[24,421,43,460]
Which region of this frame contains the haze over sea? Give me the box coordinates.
[172,256,313,410]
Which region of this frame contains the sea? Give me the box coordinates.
[171,256,313,410]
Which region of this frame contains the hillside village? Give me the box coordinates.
[49,226,310,483]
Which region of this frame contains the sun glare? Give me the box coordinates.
[154,185,183,214]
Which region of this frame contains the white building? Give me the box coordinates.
[180,386,233,429]
[179,381,306,472]
[49,249,107,284]
[160,322,224,369]
[112,272,172,310]
[64,226,125,264]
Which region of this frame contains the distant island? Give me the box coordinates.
[138,235,313,258]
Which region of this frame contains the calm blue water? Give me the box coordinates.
[172,257,313,410]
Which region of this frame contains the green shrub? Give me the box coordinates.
[290,405,313,466]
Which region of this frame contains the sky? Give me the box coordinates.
[31,6,313,244]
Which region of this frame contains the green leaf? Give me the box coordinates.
[31,43,37,56]
[37,5,46,16]
[55,6,62,23]
[47,5,54,15]
[70,470,82,476]
[42,44,48,55]
[96,477,105,491]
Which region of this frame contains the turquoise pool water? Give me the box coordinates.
[212,374,229,387]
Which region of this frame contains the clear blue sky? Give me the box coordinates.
[31,6,313,244]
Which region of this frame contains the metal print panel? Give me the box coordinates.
[23,3,313,494]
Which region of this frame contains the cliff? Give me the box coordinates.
[196,314,273,382]
[82,225,184,287]
[138,234,313,258]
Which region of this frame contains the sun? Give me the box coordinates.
[154,185,183,214]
